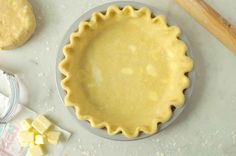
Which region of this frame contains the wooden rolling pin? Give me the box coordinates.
[175,0,236,54]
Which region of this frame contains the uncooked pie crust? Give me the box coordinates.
[59,5,193,138]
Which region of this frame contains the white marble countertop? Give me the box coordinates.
[0,0,236,156]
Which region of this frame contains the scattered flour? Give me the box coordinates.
[38,72,45,77]
[231,131,236,144]
[156,151,165,156]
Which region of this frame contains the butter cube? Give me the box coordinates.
[28,145,45,156]
[46,131,61,144]
[35,135,46,145]
[18,131,34,146]
[30,141,36,147]
[32,115,52,134]
[19,141,30,147]
[20,119,32,131]
[29,128,37,135]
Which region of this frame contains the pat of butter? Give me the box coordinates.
[30,141,36,147]
[20,119,32,131]
[18,131,34,145]
[32,115,52,134]
[19,141,30,147]
[46,131,61,144]
[35,135,46,145]
[28,145,45,156]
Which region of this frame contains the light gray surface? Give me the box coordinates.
[0,0,236,156]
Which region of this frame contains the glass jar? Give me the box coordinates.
[0,67,19,123]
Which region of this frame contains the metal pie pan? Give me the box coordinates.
[56,1,196,141]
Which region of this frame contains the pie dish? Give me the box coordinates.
[59,5,193,138]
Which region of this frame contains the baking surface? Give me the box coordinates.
[0,0,236,155]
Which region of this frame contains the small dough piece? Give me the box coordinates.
[0,0,36,50]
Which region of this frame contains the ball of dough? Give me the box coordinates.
[0,0,36,50]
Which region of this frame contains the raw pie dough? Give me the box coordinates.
[60,6,193,138]
[0,0,36,50]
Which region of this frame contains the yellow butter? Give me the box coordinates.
[19,140,35,148]
[35,135,46,145]
[18,115,63,156]
[18,141,30,147]
[20,119,32,131]
[29,128,37,135]
[17,131,34,145]
[30,141,36,148]
[28,145,45,156]
[32,115,52,134]
[46,131,61,144]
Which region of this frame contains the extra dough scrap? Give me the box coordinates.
[0,0,36,50]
